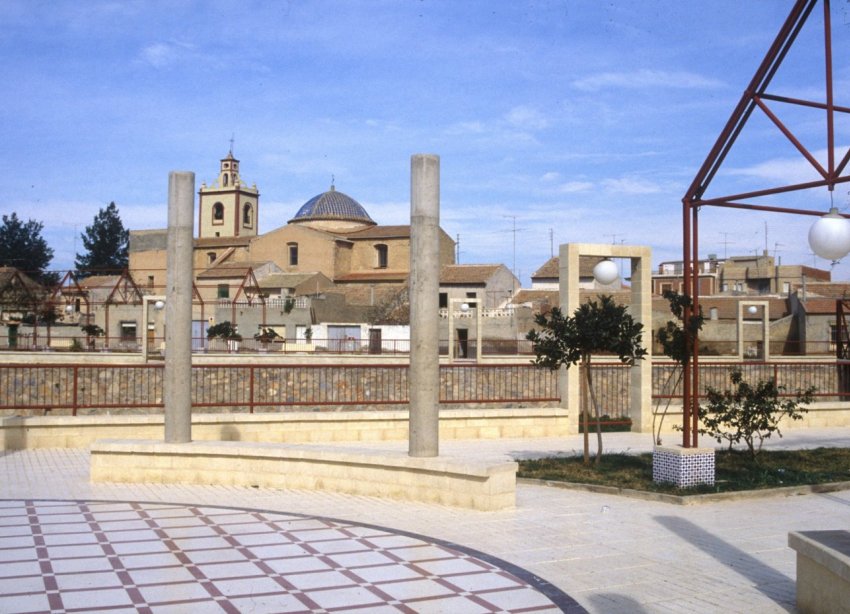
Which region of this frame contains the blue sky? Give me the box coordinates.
[2,0,849,285]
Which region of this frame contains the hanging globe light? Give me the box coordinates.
[593,258,619,285]
[808,207,850,261]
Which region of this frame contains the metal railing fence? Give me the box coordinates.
[0,362,558,415]
[2,360,847,417]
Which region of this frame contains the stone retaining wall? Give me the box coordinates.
[0,407,571,451]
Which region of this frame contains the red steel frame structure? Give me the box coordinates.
[681,0,850,447]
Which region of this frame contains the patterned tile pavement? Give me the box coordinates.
[2,429,850,613]
[0,499,575,613]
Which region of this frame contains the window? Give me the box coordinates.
[375,244,388,269]
[660,282,672,293]
[783,281,791,294]
[212,202,224,223]
[710,307,719,320]
[288,243,298,266]
[120,321,137,343]
[243,203,252,226]
[207,252,217,264]
[223,174,229,187]
[147,275,154,288]
[217,284,229,299]
[466,292,477,300]
[439,293,448,309]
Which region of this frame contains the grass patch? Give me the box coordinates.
[517,447,850,496]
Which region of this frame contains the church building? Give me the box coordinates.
[129,152,457,309]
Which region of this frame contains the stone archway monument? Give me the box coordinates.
[559,243,653,433]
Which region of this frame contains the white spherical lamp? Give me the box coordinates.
[808,208,850,261]
[593,259,619,285]
[154,300,165,311]
[747,305,758,315]
[460,303,470,312]
[64,305,74,315]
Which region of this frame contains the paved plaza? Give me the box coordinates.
[2,429,849,613]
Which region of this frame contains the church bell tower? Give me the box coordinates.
[198,151,260,239]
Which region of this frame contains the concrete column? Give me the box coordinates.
[629,250,653,433]
[409,154,440,458]
[164,171,195,444]
[559,244,581,416]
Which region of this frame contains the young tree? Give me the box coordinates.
[368,284,410,325]
[526,295,647,465]
[0,213,55,282]
[653,290,704,445]
[701,368,815,460]
[75,202,129,275]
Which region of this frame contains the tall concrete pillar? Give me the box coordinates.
[409,154,440,458]
[164,171,195,443]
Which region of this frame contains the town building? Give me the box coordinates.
[652,252,830,296]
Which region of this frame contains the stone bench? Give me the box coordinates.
[788,530,850,613]
[90,439,517,511]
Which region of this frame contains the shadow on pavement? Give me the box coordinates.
[654,515,794,607]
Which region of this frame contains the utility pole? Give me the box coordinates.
[719,232,734,259]
[549,228,554,259]
[764,221,769,254]
[455,233,461,263]
[503,215,517,278]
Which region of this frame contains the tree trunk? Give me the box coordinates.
[585,357,604,465]
[653,367,683,447]
[580,361,590,464]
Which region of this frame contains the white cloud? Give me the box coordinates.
[540,171,561,182]
[572,69,725,92]
[601,177,663,194]
[504,105,549,131]
[726,147,846,185]
[139,40,195,68]
[445,121,487,135]
[557,181,594,193]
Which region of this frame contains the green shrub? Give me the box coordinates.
[699,368,815,460]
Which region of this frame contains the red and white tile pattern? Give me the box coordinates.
[0,499,572,613]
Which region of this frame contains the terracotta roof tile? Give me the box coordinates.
[335,270,409,283]
[439,264,502,284]
[799,298,840,315]
[531,256,608,280]
[197,262,268,280]
[345,225,411,240]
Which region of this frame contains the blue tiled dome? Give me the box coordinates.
[289,186,375,225]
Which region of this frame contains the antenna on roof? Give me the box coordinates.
[331,174,335,189]
[229,133,235,155]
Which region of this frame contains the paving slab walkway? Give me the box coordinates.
[2,428,849,613]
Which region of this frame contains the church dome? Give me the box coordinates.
[289,186,375,226]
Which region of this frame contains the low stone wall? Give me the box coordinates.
[90,439,518,511]
[788,530,850,614]
[652,401,850,435]
[0,407,571,451]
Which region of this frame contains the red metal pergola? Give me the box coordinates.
[681,0,850,447]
